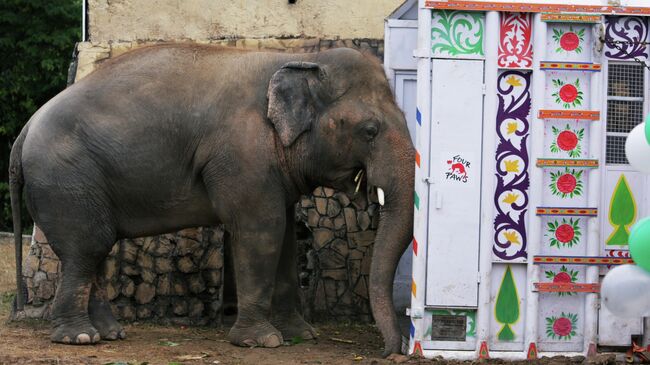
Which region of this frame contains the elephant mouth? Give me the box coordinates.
[337,168,385,206]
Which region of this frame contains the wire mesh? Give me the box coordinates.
[608,63,644,98]
[606,63,645,164]
[606,100,645,133]
[606,135,629,165]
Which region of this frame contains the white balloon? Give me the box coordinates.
[625,124,650,174]
[602,265,650,318]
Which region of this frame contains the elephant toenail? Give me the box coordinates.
[242,339,257,347]
[263,334,282,348]
[76,333,91,344]
[105,331,117,340]
[93,333,101,342]
[118,330,127,339]
[61,336,71,344]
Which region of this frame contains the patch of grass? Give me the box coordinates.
[0,242,30,293]
[0,291,15,317]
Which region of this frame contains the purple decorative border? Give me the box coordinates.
[494,70,531,260]
[605,16,649,60]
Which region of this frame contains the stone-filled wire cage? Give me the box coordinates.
[21,187,380,325]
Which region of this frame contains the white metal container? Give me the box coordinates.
[385,0,650,359]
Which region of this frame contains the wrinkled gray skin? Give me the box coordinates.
[9,45,414,356]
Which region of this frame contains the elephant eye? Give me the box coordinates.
[362,122,379,141]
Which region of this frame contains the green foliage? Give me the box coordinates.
[0,0,80,232]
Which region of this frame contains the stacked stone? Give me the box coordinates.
[21,226,225,326]
[103,227,224,326]
[22,237,60,318]
[296,187,379,322]
[21,191,379,324]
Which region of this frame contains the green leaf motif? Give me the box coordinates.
[431,10,484,56]
[495,265,520,341]
[607,175,637,246]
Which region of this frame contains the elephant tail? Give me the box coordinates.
[9,122,29,312]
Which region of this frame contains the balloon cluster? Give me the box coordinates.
[601,115,650,317]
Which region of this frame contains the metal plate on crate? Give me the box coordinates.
[431,314,467,341]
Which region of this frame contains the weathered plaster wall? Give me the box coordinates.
[88,0,401,42]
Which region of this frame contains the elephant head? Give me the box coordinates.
[267,48,415,356]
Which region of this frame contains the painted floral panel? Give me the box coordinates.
[432,10,485,58]
[605,16,649,61]
[545,24,592,62]
[498,12,533,68]
[493,71,531,261]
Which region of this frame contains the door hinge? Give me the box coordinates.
[481,84,487,95]
[477,272,482,284]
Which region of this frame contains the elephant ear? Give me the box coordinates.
[267,61,327,147]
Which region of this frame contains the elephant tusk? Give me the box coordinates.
[377,187,385,206]
[354,170,364,194]
[354,169,363,183]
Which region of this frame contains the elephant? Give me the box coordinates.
[9,44,414,356]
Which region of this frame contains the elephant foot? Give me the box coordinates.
[90,314,126,341]
[228,321,283,348]
[381,336,404,358]
[51,321,101,345]
[271,311,317,340]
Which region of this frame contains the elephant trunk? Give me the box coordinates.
[367,138,414,357]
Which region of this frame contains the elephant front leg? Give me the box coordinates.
[270,207,317,341]
[227,214,286,348]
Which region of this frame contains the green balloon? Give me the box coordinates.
[630,216,650,273]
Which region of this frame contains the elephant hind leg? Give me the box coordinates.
[50,269,101,345]
[89,279,125,341]
[40,207,116,345]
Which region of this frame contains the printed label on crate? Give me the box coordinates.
[443,154,473,184]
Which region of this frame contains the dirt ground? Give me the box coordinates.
[0,243,622,365]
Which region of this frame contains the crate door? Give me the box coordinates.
[426,59,484,307]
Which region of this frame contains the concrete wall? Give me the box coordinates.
[88,0,402,42]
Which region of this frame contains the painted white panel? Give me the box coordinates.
[387,26,418,71]
[598,297,643,346]
[426,59,484,307]
[545,24,593,63]
[395,73,418,145]
[537,291,585,352]
[543,72,592,111]
[542,167,590,207]
[544,119,591,160]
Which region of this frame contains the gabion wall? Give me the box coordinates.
[20,188,378,323]
[22,227,225,326]
[297,187,379,323]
